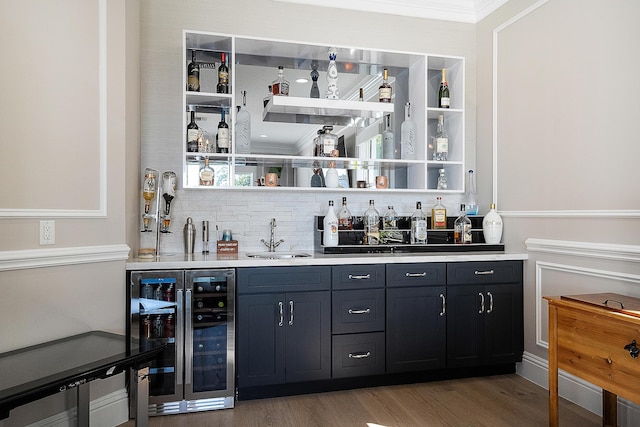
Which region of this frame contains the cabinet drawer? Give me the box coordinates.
[447,261,522,285]
[332,289,385,334]
[237,266,330,294]
[332,264,385,290]
[386,263,446,287]
[332,332,385,378]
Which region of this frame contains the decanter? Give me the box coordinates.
[325,47,339,99]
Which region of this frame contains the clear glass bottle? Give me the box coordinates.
[187,110,199,153]
[439,68,450,108]
[482,203,503,244]
[199,158,214,186]
[431,196,447,230]
[363,200,380,245]
[187,50,200,92]
[411,202,428,245]
[437,168,448,190]
[382,114,395,159]
[433,114,448,161]
[142,168,158,221]
[337,197,353,230]
[463,169,479,215]
[379,68,392,103]
[272,66,289,96]
[320,126,338,157]
[401,102,416,160]
[217,52,229,94]
[235,90,251,154]
[323,200,339,247]
[383,206,398,231]
[216,110,230,153]
[454,204,472,244]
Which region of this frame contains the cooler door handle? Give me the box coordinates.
[185,289,192,387]
[176,289,184,385]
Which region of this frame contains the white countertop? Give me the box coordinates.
[126,250,528,270]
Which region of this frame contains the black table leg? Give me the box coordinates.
[77,382,90,426]
[134,367,149,427]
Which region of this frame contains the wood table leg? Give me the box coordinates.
[602,390,617,427]
[548,304,559,427]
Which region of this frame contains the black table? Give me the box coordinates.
[0,331,166,427]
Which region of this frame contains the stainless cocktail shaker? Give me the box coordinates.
[184,217,196,254]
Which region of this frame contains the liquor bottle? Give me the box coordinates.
[337,197,353,230]
[235,90,251,154]
[320,126,337,157]
[482,203,503,244]
[437,168,448,190]
[217,52,229,94]
[199,158,214,186]
[463,169,479,215]
[383,206,398,231]
[379,68,392,103]
[263,85,273,107]
[310,62,320,98]
[401,102,416,160]
[411,202,428,245]
[323,200,339,247]
[382,114,395,159]
[187,50,200,92]
[431,196,447,230]
[272,66,289,96]
[358,88,364,102]
[454,204,472,244]
[363,200,380,245]
[325,47,339,99]
[216,110,230,153]
[187,110,199,153]
[325,160,339,188]
[439,68,450,108]
[433,114,448,161]
[141,168,158,231]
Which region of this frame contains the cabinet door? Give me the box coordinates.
[484,283,523,365]
[446,285,484,368]
[237,293,286,387]
[386,286,446,373]
[285,291,331,383]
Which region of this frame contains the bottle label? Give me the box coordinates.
[218,128,230,148]
[436,137,448,153]
[218,71,229,84]
[323,137,335,155]
[187,129,199,143]
[379,88,391,101]
[413,219,427,241]
[187,75,200,91]
[440,97,450,107]
[199,170,214,185]
[433,208,446,228]
[464,224,472,243]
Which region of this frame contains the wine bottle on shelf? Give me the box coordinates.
[411,202,428,245]
[337,197,353,230]
[216,110,230,153]
[363,200,380,245]
[235,90,251,154]
[382,114,395,159]
[401,102,416,160]
[431,196,447,230]
[322,201,339,247]
[187,50,200,92]
[199,158,214,186]
[217,52,229,94]
[272,66,289,96]
[379,68,392,103]
[433,114,448,161]
[454,204,472,244]
[438,68,450,108]
[463,169,479,215]
[187,110,199,153]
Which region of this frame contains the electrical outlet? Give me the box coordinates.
[40,220,55,245]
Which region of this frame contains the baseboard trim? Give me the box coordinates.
[0,244,130,271]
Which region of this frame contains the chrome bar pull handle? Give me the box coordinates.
[348,351,371,359]
[474,269,494,275]
[479,292,485,314]
[405,272,427,277]
[439,293,446,316]
[185,289,193,386]
[176,289,184,385]
[278,301,284,327]
[487,291,494,313]
[289,300,294,326]
[348,274,370,280]
[348,308,371,315]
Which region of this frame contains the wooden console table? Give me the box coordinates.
[546,293,640,427]
[0,331,166,427]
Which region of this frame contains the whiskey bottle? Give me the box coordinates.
[431,196,447,230]
[217,52,229,94]
[272,66,289,96]
[187,110,199,153]
[433,114,448,161]
[322,201,339,247]
[216,110,230,153]
[337,197,353,230]
[379,68,392,103]
[411,202,428,245]
[199,158,214,186]
[401,102,416,160]
[187,50,200,92]
[438,68,450,108]
[454,204,472,244]
[363,200,380,245]
[235,90,251,154]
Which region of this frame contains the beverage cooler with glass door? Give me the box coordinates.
[127,269,235,416]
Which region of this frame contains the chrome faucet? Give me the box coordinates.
[261,218,284,252]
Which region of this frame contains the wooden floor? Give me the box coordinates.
[119,374,600,426]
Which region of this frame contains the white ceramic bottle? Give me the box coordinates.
[323,201,339,247]
[482,203,503,244]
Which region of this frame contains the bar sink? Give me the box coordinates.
[246,252,311,259]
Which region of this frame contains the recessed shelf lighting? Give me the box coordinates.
[296,78,309,83]
[259,134,268,138]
